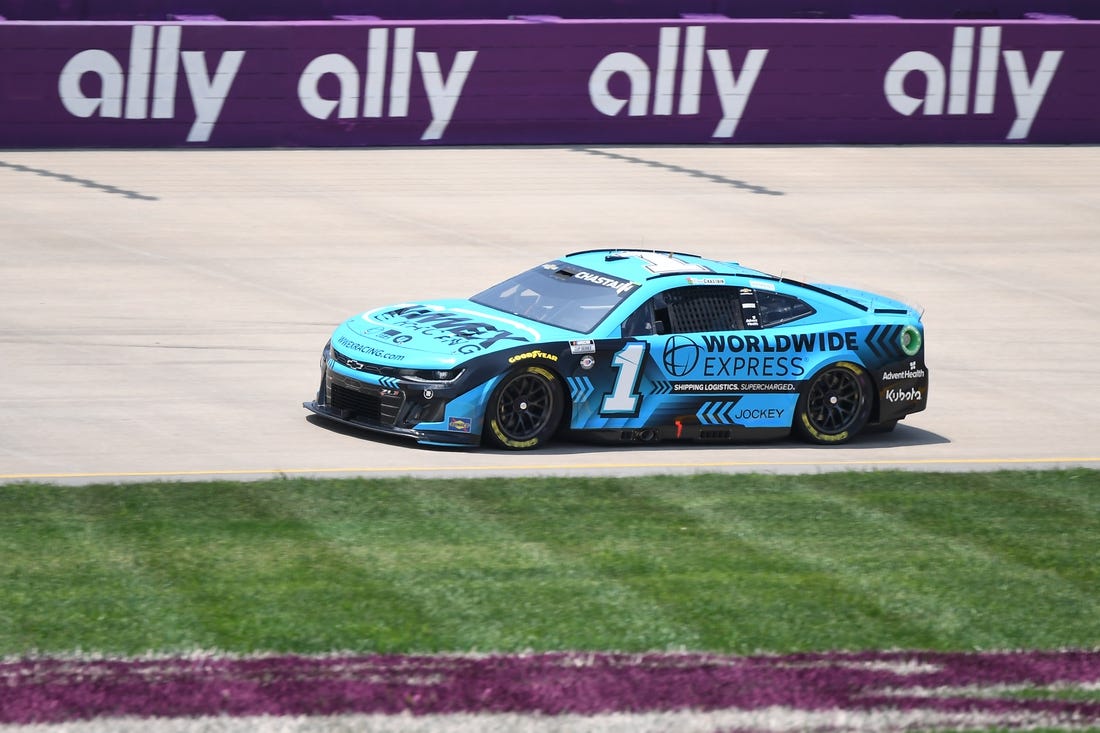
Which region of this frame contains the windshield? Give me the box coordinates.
[470,261,638,333]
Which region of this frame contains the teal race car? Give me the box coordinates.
[304,250,927,449]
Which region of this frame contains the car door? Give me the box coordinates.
[567,283,801,439]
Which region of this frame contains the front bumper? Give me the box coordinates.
[303,367,481,447]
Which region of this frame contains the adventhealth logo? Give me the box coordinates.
[884,26,1063,140]
[588,25,768,139]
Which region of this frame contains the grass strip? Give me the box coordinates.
[1,469,1097,656]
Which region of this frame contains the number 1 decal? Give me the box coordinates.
[601,342,648,416]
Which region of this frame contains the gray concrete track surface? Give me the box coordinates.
[1,146,1097,484]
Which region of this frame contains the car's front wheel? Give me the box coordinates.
[484,366,564,450]
[794,361,872,444]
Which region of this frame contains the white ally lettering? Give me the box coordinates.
[588,25,768,139]
[58,25,244,143]
[297,27,477,141]
[884,26,1063,140]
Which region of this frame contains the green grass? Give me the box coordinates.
[1,470,1097,656]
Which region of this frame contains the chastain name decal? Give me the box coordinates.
[573,271,637,294]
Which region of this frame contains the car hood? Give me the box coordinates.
[332,299,549,367]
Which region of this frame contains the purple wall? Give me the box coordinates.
[3,1,1098,21]
[0,18,1096,147]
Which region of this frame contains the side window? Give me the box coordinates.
[663,286,743,334]
[620,300,663,337]
[755,290,815,327]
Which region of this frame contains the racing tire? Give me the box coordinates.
[484,366,564,450]
[794,361,872,445]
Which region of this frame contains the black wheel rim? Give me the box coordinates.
[805,368,864,435]
[496,374,554,441]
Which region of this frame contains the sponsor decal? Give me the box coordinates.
[569,340,596,355]
[374,306,526,354]
[336,335,406,362]
[298,27,477,141]
[363,326,414,345]
[883,361,927,381]
[703,356,806,378]
[884,26,1063,140]
[589,25,768,139]
[662,335,701,377]
[734,408,785,421]
[885,387,923,403]
[579,355,596,370]
[701,332,859,354]
[665,381,797,394]
[447,417,472,432]
[58,25,244,143]
[572,271,636,294]
[508,350,559,364]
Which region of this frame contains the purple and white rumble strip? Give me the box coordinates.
[2,650,1098,732]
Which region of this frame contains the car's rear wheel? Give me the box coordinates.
[794,361,872,444]
[484,366,564,450]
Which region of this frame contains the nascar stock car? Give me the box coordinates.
[304,249,928,449]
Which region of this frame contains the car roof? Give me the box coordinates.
[562,249,774,284]
[561,248,891,315]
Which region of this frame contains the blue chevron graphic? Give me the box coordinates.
[379,376,401,390]
[864,324,903,361]
[651,381,673,395]
[697,401,739,425]
[567,376,595,403]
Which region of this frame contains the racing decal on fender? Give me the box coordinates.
[374,306,527,353]
[570,340,596,355]
[885,387,923,403]
[882,361,927,381]
[448,417,472,432]
[567,376,595,402]
[508,350,559,364]
[336,335,406,362]
[863,324,912,361]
